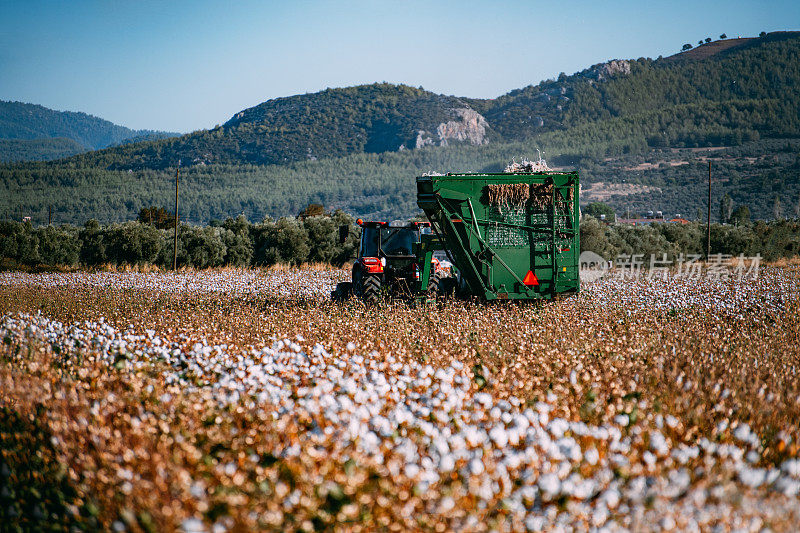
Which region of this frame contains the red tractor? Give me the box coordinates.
[332,219,448,304]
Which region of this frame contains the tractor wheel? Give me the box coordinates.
[426,271,441,301]
[439,276,457,299]
[360,275,381,305]
[331,282,353,301]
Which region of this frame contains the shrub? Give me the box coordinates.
[104,222,163,265]
[35,225,80,266]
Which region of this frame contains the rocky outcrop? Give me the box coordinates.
[415,108,490,149]
[581,59,632,82]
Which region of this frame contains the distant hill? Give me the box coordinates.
[0,138,86,163]
[0,100,179,161]
[68,84,498,169]
[60,31,800,171]
[2,31,799,224]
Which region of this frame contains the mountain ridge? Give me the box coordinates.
[3,31,799,224]
[43,31,798,171]
[0,100,180,161]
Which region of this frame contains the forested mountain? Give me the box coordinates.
[0,138,87,163]
[66,84,498,169]
[56,31,800,171]
[0,101,179,161]
[3,31,799,224]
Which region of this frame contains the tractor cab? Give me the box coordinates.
[331,219,443,303]
[358,221,423,259]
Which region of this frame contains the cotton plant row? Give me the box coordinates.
[1,266,799,531]
[0,322,795,527]
[0,265,795,306]
[0,268,348,299]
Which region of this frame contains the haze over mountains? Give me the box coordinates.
[2,31,799,224]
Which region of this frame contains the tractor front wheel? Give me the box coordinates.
[438,275,457,299]
[331,282,353,301]
[426,271,441,301]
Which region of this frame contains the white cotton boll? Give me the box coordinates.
[431,436,449,455]
[659,516,676,530]
[568,475,596,499]
[359,431,380,454]
[734,423,752,442]
[469,458,485,476]
[600,488,620,509]
[346,342,356,352]
[537,473,561,499]
[547,418,569,439]
[613,414,629,427]
[181,518,206,533]
[781,459,800,478]
[434,368,453,383]
[591,505,609,527]
[585,448,600,466]
[739,467,766,487]
[766,468,780,484]
[557,437,581,462]
[404,463,420,478]
[643,451,657,468]
[474,393,493,407]
[649,431,670,456]
[439,454,455,472]
[190,481,206,499]
[489,426,509,448]
[775,477,800,496]
[525,515,546,532]
[668,469,691,492]
[439,496,455,512]
[464,426,486,448]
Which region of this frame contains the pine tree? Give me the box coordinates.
[719,194,733,223]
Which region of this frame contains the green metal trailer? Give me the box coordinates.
[415,171,580,300]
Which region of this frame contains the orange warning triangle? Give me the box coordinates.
[523,270,539,286]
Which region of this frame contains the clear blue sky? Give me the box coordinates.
[1,0,797,133]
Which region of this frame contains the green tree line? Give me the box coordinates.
[2,213,798,270]
[0,210,359,270]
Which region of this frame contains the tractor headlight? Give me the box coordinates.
[380,257,387,267]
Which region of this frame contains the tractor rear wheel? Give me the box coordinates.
[360,275,381,305]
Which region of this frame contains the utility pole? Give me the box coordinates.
[173,160,181,270]
[706,161,712,260]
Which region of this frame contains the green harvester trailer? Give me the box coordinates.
[415,171,580,300]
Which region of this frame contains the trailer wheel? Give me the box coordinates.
[360,275,381,305]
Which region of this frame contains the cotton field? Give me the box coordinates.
[1,267,800,531]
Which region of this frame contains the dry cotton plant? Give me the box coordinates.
[1,267,800,531]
